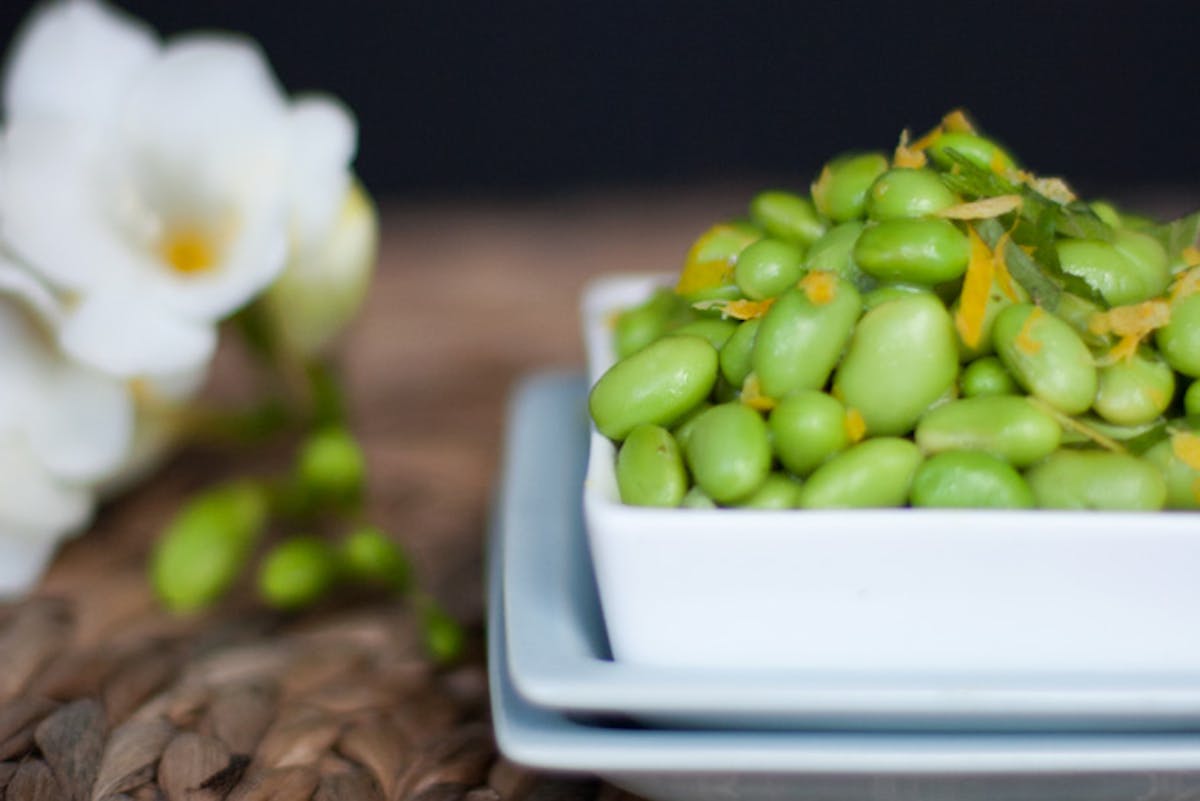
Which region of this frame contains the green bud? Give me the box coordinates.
[258,535,339,610]
[421,601,465,665]
[297,427,366,509]
[339,526,412,592]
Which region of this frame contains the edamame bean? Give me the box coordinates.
[993,304,1097,415]
[915,396,1060,467]
[590,334,718,440]
[613,288,685,358]
[673,318,738,350]
[1156,294,1200,377]
[927,131,1016,173]
[1054,292,1111,348]
[854,218,970,285]
[685,403,772,503]
[811,152,889,223]
[1144,429,1200,509]
[1090,201,1121,228]
[670,401,712,454]
[797,437,923,508]
[1186,380,1200,416]
[749,191,825,245]
[616,424,688,507]
[960,356,1018,397]
[1112,229,1170,296]
[752,279,861,398]
[719,319,760,387]
[1025,450,1167,511]
[681,485,717,509]
[866,168,957,221]
[1094,351,1175,426]
[1058,238,1168,307]
[734,238,806,300]
[834,293,959,435]
[734,472,803,509]
[804,221,874,290]
[259,536,339,610]
[862,283,932,310]
[910,451,1034,508]
[768,390,850,476]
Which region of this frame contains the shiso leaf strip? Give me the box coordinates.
[936,195,1023,220]
[974,217,1062,310]
[1147,210,1200,261]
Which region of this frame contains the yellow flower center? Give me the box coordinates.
[161,227,217,274]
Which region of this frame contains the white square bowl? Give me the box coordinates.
[582,273,1200,676]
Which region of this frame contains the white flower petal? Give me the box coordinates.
[0,120,148,293]
[0,437,92,534]
[0,252,65,329]
[60,288,216,378]
[0,530,61,599]
[3,0,158,126]
[288,96,357,253]
[27,361,133,483]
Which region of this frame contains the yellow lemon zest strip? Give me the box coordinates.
[910,124,944,153]
[720,298,776,320]
[676,259,732,296]
[954,226,995,350]
[1182,246,1200,267]
[1089,300,1171,337]
[1172,431,1200,472]
[942,109,975,133]
[800,270,838,305]
[935,194,1022,220]
[892,129,927,169]
[740,373,776,412]
[843,408,867,444]
[1015,306,1044,356]
[1169,267,1200,304]
[989,150,1009,176]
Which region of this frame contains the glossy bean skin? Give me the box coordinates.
[910,451,1034,509]
[672,318,738,350]
[749,190,825,246]
[866,168,957,221]
[915,395,1060,467]
[797,437,923,508]
[590,334,718,440]
[616,424,689,507]
[1053,292,1111,348]
[768,390,850,475]
[1026,450,1167,511]
[1112,229,1170,296]
[927,131,1016,173]
[862,283,932,310]
[1057,237,1169,307]
[681,485,717,509]
[719,319,760,388]
[734,472,804,509]
[669,401,712,455]
[993,304,1097,415]
[834,293,959,436]
[676,223,759,307]
[613,287,683,358]
[734,238,806,300]
[1156,294,1200,377]
[1144,430,1200,510]
[803,221,874,290]
[854,218,970,285]
[752,279,862,398]
[1093,351,1175,426]
[685,403,772,503]
[811,152,889,223]
[960,356,1018,397]
[1186,380,1200,416]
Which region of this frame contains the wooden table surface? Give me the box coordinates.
[1,184,1196,801]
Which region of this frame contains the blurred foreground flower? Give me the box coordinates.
[0,0,387,600]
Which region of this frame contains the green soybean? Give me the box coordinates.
[1054,292,1111,348]
[960,356,1019,397]
[1186,381,1200,416]
[915,395,1060,467]
[862,283,933,310]
[993,304,1097,415]
[1093,351,1175,426]
[685,403,772,503]
[673,318,738,350]
[670,401,712,454]
[689,221,762,264]
[752,280,862,398]
[613,287,683,358]
[590,335,718,440]
[719,319,759,387]
[1090,201,1122,228]
[854,218,970,285]
[797,437,923,508]
[834,293,959,436]
[749,191,825,246]
[1112,229,1170,296]
[681,485,717,509]
[1025,450,1167,511]
[1057,238,1168,307]
[616,424,688,507]
[804,221,874,290]
[927,132,1016,173]
[259,536,340,610]
[768,390,850,475]
[1144,431,1200,510]
[1156,294,1200,377]
[734,238,806,300]
[867,168,957,221]
[734,472,803,509]
[811,152,889,223]
[910,451,1034,508]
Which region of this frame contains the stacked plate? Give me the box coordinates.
[489,372,1200,801]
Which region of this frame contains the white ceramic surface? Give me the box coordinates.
[489,386,1200,801]
[582,274,1200,675]
[500,372,1200,730]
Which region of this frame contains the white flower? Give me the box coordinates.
[0,256,134,596]
[0,0,357,379]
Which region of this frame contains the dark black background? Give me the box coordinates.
[2,1,1198,198]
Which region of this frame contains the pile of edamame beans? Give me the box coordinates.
[589,111,1200,510]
